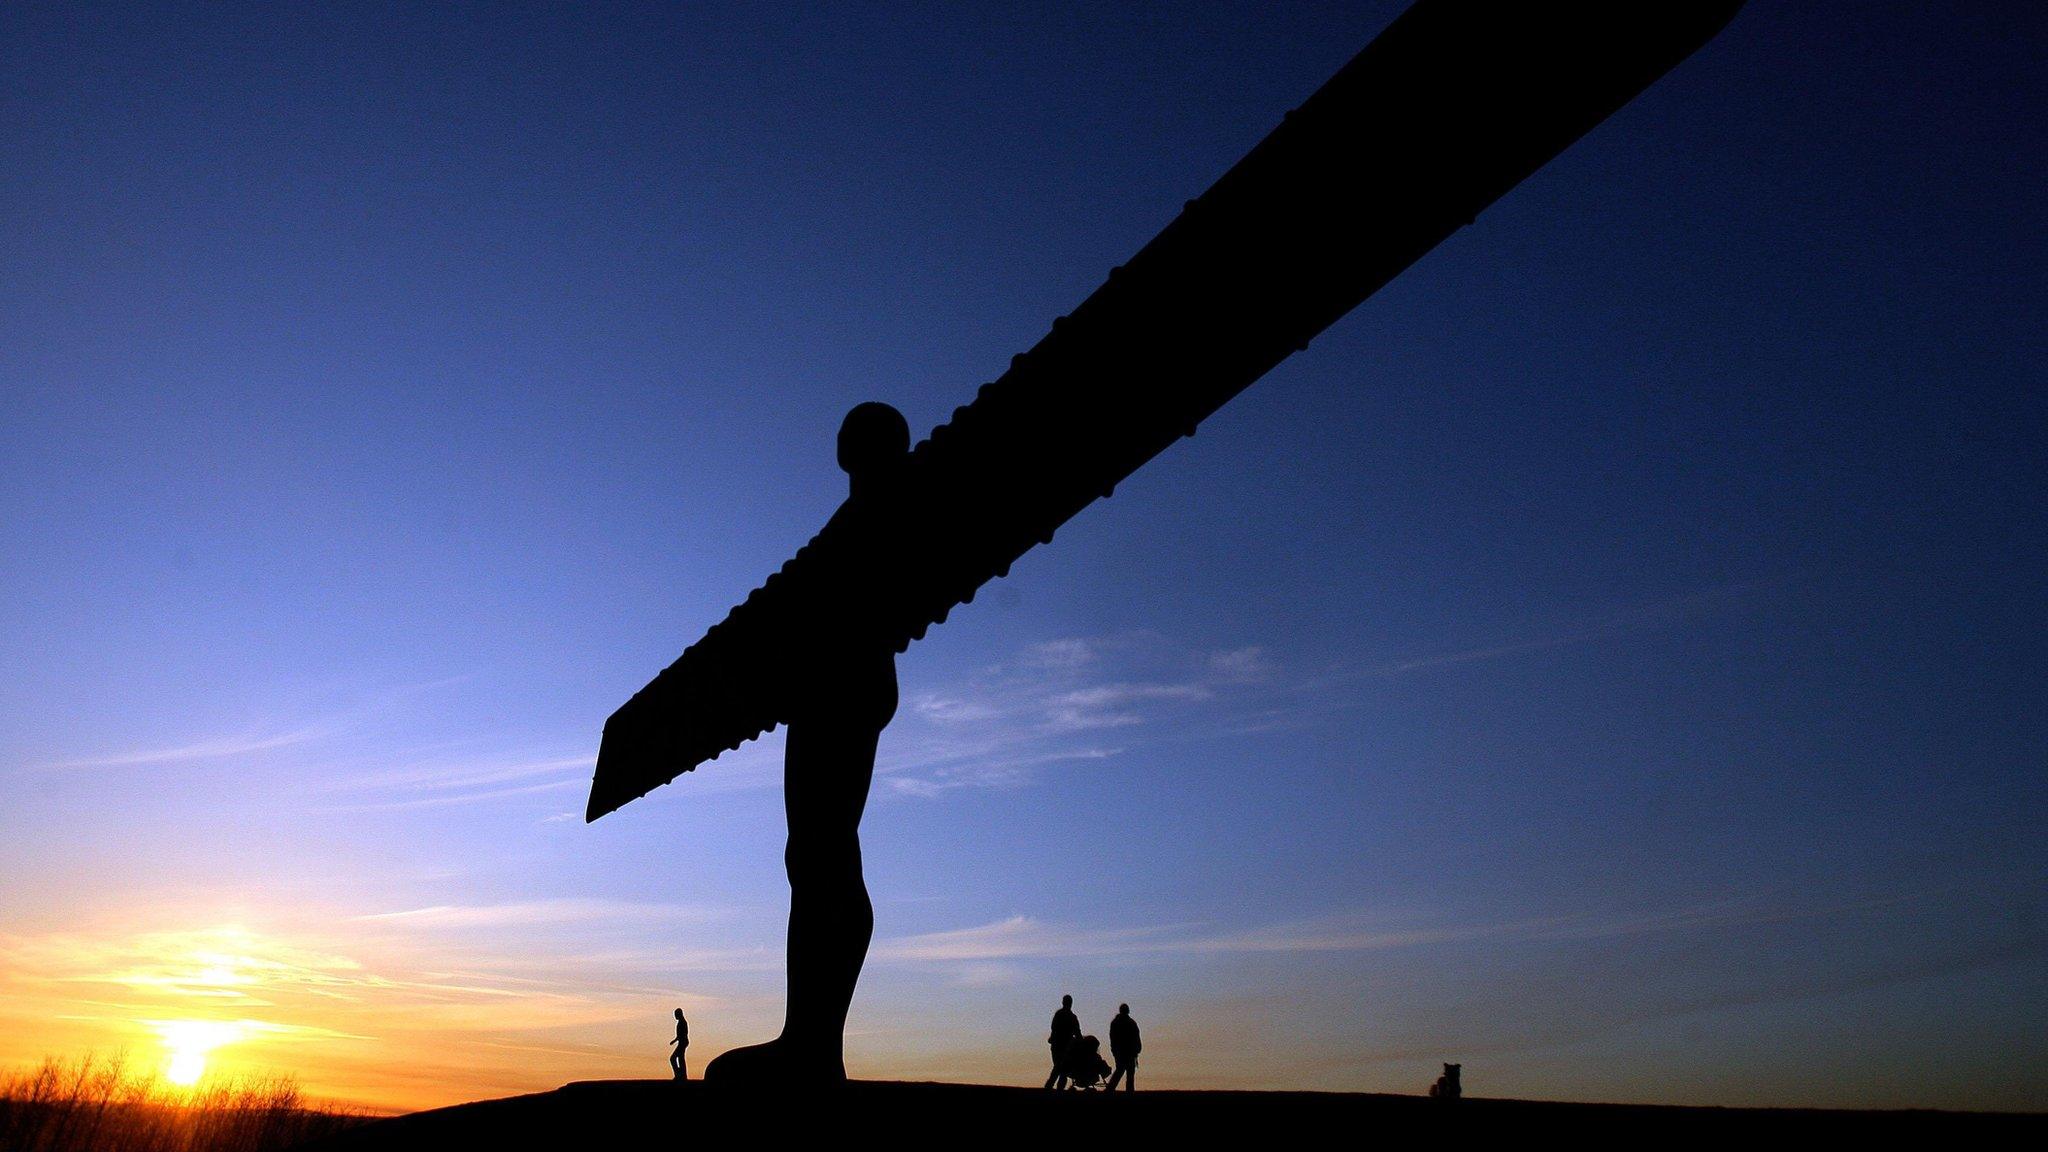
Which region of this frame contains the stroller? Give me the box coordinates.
[1060,1035,1113,1091]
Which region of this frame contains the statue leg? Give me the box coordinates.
[706,654,893,1086]
[778,711,879,1072]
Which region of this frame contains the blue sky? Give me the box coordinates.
[1,1,2043,1111]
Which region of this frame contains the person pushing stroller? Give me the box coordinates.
[1045,995,1081,1089]
[1058,1034,1113,1091]
[1043,996,1141,1091]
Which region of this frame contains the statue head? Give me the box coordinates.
[1062,994,1073,1008]
[838,402,910,490]
[1119,1003,1129,1015]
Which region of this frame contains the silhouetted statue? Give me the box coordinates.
[1107,1003,1141,1092]
[669,1008,689,1080]
[584,2,1743,1083]
[1429,1063,1462,1100]
[700,404,908,1087]
[1044,994,1081,1091]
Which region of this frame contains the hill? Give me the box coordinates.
[298,1079,2040,1148]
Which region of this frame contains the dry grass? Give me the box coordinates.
[0,1052,368,1152]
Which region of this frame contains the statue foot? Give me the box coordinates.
[703,1038,845,1088]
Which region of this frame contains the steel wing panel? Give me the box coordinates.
[588,1,1742,821]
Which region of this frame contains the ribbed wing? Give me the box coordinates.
[588,0,1744,821]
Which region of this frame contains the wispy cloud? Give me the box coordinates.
[1344,581,1766,682]
[44,727,336,770]
[1208,645,1276,681]
[324,755,592,795]
[36,675,475,771]
[886,748,1119,797]
[13,926,373,1005]
[872,911,1503,967]
[872,915,1190,963]
[880,585,1760,799]
[883,633,1272,797]
[310,747,597,812]
[323,777,587,813]
[350,899,716,930]
[872,891,1919,976]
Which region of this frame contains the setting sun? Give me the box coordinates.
[149,1020,253,1086]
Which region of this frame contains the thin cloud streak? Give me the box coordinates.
[1345,580,1770,681]
[351,899,721,930]
[877,582,1770,798]
[872,913,1506,965]
[883,633,1269,796]
[323,755,592,795]
[35,674,478,771]
[886,748,1120,797]
[320,778,585,813]
[873,893,1889,970]
[43,727,336,770]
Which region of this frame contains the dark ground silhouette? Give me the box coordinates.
[583,0,1747,1088]
[296,1080,2042,1150]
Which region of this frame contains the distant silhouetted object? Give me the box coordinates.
[669,1009,689,1080]
[585,0,1743,1085]
[1061,1035,1113,1092]
[1107,1004,1141,1092]
[1430,1063,1462,1100]
[1045,995,1081,1091]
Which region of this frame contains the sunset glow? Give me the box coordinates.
[151,1020,253,1086]
[0,914,736,1110]
[2,0,2043,1119]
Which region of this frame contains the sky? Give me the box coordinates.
[2,0,2044,1115]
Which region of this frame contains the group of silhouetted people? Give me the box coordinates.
[667,997,1146,1090]
[1045,995,1141,1092]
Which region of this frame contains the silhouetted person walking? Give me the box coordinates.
[703,403,908,1087]
[1107,1003,1140,1092]
[669,1008,689,1079]
[1045,994,1081,1090]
